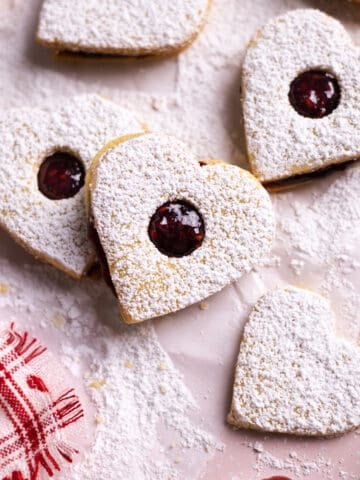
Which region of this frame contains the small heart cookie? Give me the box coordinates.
[0,94,142,278]
[242,9,360,185]
[228,287,360,437]
[88,133,275,324]
[36,0,211,56]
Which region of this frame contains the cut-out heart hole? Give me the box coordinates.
[38,151,85,200]
[288,70,341,118]
[148,200,205,258]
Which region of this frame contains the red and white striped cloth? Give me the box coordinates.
[0,324,85,480]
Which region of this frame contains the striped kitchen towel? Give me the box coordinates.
[0,324,85,480]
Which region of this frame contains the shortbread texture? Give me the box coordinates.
[89,133,275,324]
[37,0,210,56]
[0,95,142,278]
[228,287,360,437]
[243,9,360,183]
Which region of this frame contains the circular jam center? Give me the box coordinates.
[289,70,340,118]
[148,201,205,257]
[38,152,85,200]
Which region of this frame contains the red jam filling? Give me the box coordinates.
[38,152,85,200]
[289,70,340,118]
[148,201,205,257]
[88,219,116,295]
[261,477,292,480]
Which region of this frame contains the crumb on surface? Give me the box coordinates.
[51,312,66,327]
[124,360,134,369]
[96,415,104,424]
[0,282,9,294]
[89,378,107,389]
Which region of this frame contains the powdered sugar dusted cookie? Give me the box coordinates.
[88,133,275,324]
[0,95,142,278]
[243,9,360,185]
[228,287,360,437]
[37,0,210,56]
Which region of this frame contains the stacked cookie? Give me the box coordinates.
[88,133,275,323]
[36,0,211,57]
[242,9,359,188]
[0,94,143,279]
[0,93,276,324]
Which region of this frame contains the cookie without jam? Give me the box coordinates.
[0,95,142,278]
[242,9,360,184]
[36,0,211,56]
[228,287,360,437]
[88,133,275,324]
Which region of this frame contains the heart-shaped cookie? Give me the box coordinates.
[242,9,360,185]
[228,287,360,437]
[88,133,275,324]
[0,94,142,278]
[37,0,210,56]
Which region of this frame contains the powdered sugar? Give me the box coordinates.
[228,287,360,436]
[0,94,142,278]
[251,444,336,478]
[37,0,210,56]
[0,259,220,480]
[276,162,360,342]
[0,0,359,478]
[90,133,275,323]
[243,9,360,182]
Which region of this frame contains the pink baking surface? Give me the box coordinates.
[155,169,360,480]
[0,0,359,479]
[155,177,360,480]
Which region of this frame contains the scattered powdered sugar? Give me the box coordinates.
[0,0,358,479]
[252,444,336,478]
[0,257,220,480]
[243,440,360,480]
[289,258,305,276]
[275,163,360,342]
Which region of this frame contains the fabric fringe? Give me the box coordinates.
[53,389,84,429]
[9,325,47,365]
